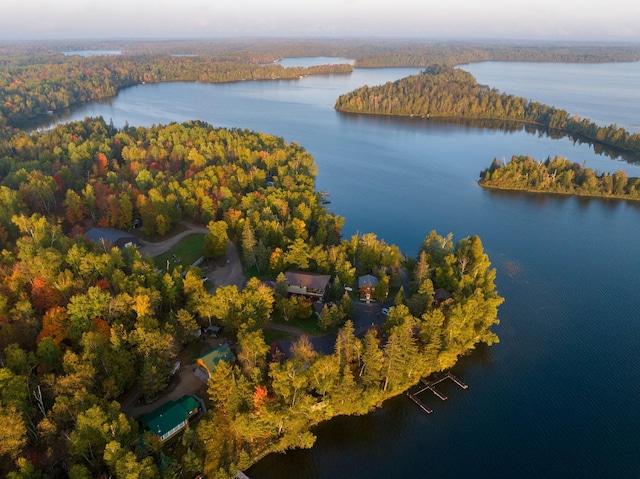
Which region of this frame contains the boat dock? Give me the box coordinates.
[406,391,433,413]
[406,372,468,414]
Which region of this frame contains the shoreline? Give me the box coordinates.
[478,181,640,202]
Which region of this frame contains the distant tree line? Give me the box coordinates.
[334,64,640,161]
[479,155,640,199]
[2,39,640,132]
[0,54,352,128]
[5,39,637,66]
[352,44,640,67]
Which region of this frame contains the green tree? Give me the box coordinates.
[0,405,27,461]
[283,238,311,270]
[237,329,269,381]
[360,328,384,388]
[241,221,257,270]
[204,220,229,259]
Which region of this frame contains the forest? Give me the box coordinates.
[5,36,640,478]
[479,155,640,199]
[0,117,502,478]
[334,64,640,161]
[0,54,352,128]
[2,40,640,133]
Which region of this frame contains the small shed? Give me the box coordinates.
[434,288,452,305]
[196,344,236,378]
[285,271,331,299]
[139,395,200,441]
[358,274,379,301]
[85,227,141,249]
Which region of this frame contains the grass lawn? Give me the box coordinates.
[262,328,295,344]
[140,222,188,242]
[154,233,205,270]
[272,314,325,336]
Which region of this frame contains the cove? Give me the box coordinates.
[40,61,640,478]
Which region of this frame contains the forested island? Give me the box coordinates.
[0,116,502,478]
[334,64,640,161]
[479,155,640,199]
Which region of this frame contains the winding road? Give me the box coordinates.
[120,221,246,418]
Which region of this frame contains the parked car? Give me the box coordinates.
[381,307,390,316]
[205,325,222,337]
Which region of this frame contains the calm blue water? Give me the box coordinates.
[62,50,121,57]
[42,61,640,478]
[461,61,640,133]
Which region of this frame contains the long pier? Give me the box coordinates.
[406,372,468,414]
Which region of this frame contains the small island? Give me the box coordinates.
[334,64,640,162]
[479,155,640,200]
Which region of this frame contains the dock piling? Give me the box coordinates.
[407,372,468,414]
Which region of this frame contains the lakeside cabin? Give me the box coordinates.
[139,395,201,442]
[358,274,378,301]
[284,271,331,300]
[196,344,236,378]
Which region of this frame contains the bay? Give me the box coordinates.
[41,61,640,478]
[460,61,640,133]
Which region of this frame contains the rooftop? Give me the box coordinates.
[197,344,235,374]
[285,271,331,290]
[138,395,199,440]
[85,227,139,245]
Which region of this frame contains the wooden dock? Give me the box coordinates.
[445,372,468,389]
[421,378,448,400]
[407,372,468,414]
[406,391,433,413]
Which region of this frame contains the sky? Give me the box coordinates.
[2,0,639,42]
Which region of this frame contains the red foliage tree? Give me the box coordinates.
[252,384,268,412]
[30,275,62,313]
[37,306,70,345]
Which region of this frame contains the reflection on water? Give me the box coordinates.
[20,60,640,478]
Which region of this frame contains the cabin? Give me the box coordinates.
[139,395,200,442]
[434,288,452,305]
[284,271,331,299]
[358,274,378,301]
[196,344,236,378]
[85,227,141,249]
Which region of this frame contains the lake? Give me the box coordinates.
[41,60,640,478]
[62,50,121,57]
[461,61,640,134]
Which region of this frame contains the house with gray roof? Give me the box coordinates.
[85,227,141,249]
[284,271,332,299]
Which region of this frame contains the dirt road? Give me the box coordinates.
[202,241,247,292]
[120,221,246,418]
[137,221,209,258]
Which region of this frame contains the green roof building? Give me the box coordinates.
[196,344,236,378]
[139,395,200,441]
